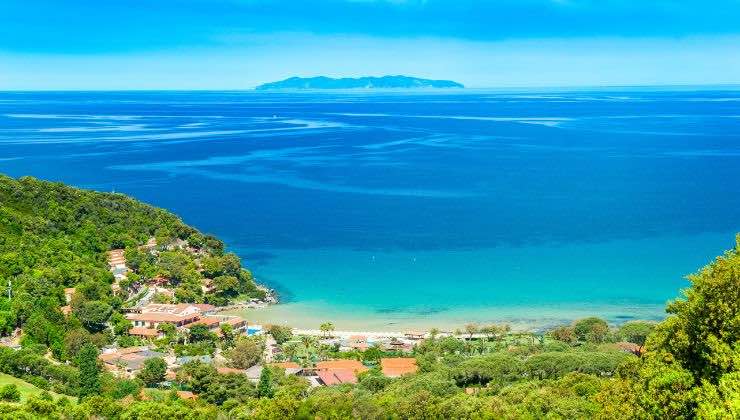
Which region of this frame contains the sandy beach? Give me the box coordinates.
[225,300,668,333]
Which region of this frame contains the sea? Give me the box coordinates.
[1,89,739,331]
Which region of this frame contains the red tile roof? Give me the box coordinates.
[217,367,247,375]
[317,369,358,385]
[176,391,197,400]
[222,317,246,326]
[380,358,418,377]
[99,346,150,362]
[128,312,200,323]
[270,362,300,369]
[316,360,368,373]
[190,317,221,328]
[129,327,160,337]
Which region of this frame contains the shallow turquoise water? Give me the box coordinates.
[1,89,739,328]
[232,231,734,329]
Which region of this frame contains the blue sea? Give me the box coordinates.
[1,89,739,330]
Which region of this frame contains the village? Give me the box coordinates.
[95,239,422,393]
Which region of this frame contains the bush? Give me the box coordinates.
[0,384,21,402]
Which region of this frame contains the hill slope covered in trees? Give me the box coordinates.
[0,174,261,350]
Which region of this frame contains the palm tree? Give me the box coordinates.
[283,342,298,362]
[300,335,315,351]
[319,322,335,338]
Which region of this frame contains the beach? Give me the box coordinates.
[227,299,671,333]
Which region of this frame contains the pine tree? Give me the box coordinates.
[257,367,274,398]
[77,343,101,399]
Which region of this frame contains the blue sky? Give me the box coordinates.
[2,0,740,89]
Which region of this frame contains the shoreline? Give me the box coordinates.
[225,300,668,333]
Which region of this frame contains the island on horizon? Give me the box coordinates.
[255,75,464,90]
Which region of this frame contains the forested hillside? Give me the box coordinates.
[0,174,260,350]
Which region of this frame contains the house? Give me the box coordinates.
[383,338,414,353]
[127,312,200,329]
[315,360,368,386]
[270,362,300,369]
[244,364,302,382]
[108,249,126,267]
[190,317,222,331]
[126,303,217,329]
[404,331,425,340]
[317,369,358,385]
[615,342,644,356]
[347,335,368,351]
[128,327,162,339]
[99,347,164,377]
[380,358,418,378]
[189,303,216,314]
[269,362,303,376]
[316,360,368,374]
[176,391,197,400]
[220,316,247,331]
[201,279,216,294]
[217,367,247,375]
[245,365,264,382]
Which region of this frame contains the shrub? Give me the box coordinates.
[0,384,21,402]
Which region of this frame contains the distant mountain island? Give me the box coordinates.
[255,75,464,90]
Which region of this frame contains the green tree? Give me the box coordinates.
[158,322,176,338]
[200,256,225,278]
[137,357,167,387]
[464,323,479,340]
[257,367,274,398]
[220,323,235,349]
[109,312,133,336]
[268,324,293,344]
[573,317,609,343]
[550,326,577,344]
[617,321,655,348]
[228,337,263,369]
[213,275,239,295]
[648,236,740,384]
[74,301,113,333]
[63,328,93,361]
[77,343,101,399]
[188,324,215,343]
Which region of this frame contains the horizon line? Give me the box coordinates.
[2,82,740,93]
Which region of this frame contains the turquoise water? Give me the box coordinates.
[233,231,731,330]
[1,90,739,329]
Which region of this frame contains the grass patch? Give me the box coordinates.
[0,373,76,403]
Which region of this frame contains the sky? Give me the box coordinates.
[2,0,740,89]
